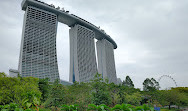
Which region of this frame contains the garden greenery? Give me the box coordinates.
[0,72,187,111]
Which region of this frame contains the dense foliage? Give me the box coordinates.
[122,76,134,88]
[0,72,187,111]
[143,78,160,91]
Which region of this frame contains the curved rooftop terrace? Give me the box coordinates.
[21,0,117,49]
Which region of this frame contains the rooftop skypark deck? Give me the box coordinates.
[21,0,117,49]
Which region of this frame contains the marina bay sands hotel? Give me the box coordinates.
[18,0,118,84]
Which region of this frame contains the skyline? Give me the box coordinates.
[0,0,188,89]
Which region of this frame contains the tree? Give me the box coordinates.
[158,90,181,109]
[125,92,142,105]
[172,87,188,94]
[143,78,160,91]
[172,87,188,107]
[107,83,120,106]
[0,72,6,78]
[22,91,41,110]
[118,84,140,104]
[67,82,92,110]
[44,79,66,109]
[118,86,126,104]
[122,76,134,88]
[38,78,50,102]
[91,73,112,105]
[0,75,41,108]
[157,88,188,109]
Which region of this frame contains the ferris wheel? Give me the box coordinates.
[158,75,178,89]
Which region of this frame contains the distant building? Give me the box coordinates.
[9,69,19,77]
[117,78,122,85]
[60,79,73,85]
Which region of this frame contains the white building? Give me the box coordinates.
[69,24,98,82]
[19,0,118,84]
[97,39,117,84]
[18,6,60,82]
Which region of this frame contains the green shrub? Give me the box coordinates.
[111,104,132,111]
[61,104,79,111]
[0,103,21,111]
[87,104,110,111]
[135,104,154,111]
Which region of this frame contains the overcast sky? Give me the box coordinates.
[0,0,187,89]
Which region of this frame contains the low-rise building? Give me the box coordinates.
[9,69,19,77]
